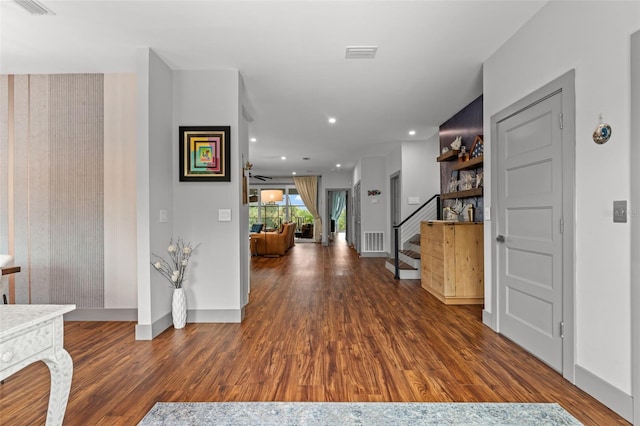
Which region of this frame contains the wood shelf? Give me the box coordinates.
[441,187,483,200]
[437,150,460,162]
[453,155,484,171]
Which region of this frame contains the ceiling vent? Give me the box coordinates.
[345,46,378,59]
[13,0,55,15]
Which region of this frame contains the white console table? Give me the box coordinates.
[0,304,75,426]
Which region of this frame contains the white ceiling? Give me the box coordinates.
[1,0,548,178]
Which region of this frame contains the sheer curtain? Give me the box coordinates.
[330,191,346,231]
[293,176,322,242]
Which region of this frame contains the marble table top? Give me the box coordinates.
[0,304,76,337]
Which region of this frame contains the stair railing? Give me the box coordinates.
[393,194,441,279]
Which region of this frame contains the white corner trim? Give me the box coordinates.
[135,312,172,340]
[482,309,495,330]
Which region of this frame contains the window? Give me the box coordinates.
[248,187,312,232]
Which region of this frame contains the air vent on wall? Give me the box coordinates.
[13,0,55,15]
[345,46,378,59]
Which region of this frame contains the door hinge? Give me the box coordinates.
[560,217,564,234]
[560,113,564,129]
[560,322,565,338]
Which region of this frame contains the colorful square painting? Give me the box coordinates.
[179,126,231,181]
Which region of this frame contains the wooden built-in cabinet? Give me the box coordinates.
[420,221,484,305]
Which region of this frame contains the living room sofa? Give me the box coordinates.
[250,222,296,256]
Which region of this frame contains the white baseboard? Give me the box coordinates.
[360,252,387,258]
[135,312,172,340]
[64,308,137,321]
[575,364,633,422]
[135,308,246,340]
[188,307,245,323]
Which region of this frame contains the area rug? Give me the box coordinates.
[138,402,582,425]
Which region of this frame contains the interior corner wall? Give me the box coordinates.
[172,69,244,320]
[239,79,250,307]
[136,48,174,339]
[483,0,638,415]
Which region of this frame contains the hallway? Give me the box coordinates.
[0,239,629,425]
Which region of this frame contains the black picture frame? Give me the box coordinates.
[179,126,231,182]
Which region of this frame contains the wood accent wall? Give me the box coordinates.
[0,74,105,307]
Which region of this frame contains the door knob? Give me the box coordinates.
[496,235,505,243]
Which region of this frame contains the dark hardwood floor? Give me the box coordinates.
[0,237,629,425]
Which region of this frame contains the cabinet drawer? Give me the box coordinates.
[0,322,53,371]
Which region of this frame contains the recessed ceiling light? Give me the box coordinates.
[250,137,257,143]
[328,117,337,124]
[292,172,297,175]
[336,164,341,168]
[281,156,286,160]
[409,130,416,136]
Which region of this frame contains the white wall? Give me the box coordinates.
[136,48,175,339]
[400,131,440,220]
[630,29,640,424]
[104,73,137,309]
[483,0,639,413]
[359,157,387,255]
[172,70,245,319]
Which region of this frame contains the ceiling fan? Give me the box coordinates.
[248,172,272,181]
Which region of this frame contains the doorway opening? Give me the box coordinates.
[327,189,349,245]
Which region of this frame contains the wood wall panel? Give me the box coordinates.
[0,76,9,254]
[12,75,30,303]
[2,74,106,307]
[48,74,104,307]
[28,75,51,304]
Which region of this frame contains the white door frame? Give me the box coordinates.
[630,29,640,424]
[489,70,576,381]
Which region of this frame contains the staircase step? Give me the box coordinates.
[385,258,416,270]
[400,249,420,259]
[408,234,421,245]
[385,258,421,279]
[406,242,421,253]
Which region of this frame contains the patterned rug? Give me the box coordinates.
[138,402,582,425]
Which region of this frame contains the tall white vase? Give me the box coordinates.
[172,287,187,329]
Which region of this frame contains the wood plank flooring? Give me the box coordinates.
[0,238,630,425]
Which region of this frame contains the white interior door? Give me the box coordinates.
[496,90,564,372]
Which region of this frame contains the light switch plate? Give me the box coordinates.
[613,200,627,223]
[159,210,168,223]
[408,197,420,205]
[218,208,232,222]
[484,206,491,221]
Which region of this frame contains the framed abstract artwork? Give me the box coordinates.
[179,126,231,182]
